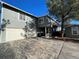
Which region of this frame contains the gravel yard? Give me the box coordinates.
[0,38,79,59]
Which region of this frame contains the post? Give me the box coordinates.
[45,27,47,38]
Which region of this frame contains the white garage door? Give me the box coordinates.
[6,28,25,42]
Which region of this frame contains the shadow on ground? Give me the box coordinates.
[0,43,15,59]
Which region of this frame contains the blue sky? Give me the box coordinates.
[2,0,48,16]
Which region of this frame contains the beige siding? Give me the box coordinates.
[0,30,6,43]
[3,7,19,21]
[3,7,26,28]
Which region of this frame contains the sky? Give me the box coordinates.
[2,0,48,16]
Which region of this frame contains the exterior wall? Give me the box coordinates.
[0,2,2,43]
[0,29,6,43]
[65,26,79,38]
[3,7,26,28]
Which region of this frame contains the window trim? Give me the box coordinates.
[71,26,79,35]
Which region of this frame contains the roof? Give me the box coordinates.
[1,1,38,18]
[70,20,79,25]
[65,19,79,27]
[65,24,79,27]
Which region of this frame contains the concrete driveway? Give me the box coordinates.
[58,41,79,59]
[0,38,79,59]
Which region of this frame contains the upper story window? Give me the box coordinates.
[39,17,44,24]
[72,26,79,35]
[19,13,25,20]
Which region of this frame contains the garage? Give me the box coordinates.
[5,28,25,42]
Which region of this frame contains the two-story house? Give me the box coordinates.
[0,1,37,43]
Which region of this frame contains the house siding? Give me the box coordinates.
[3,7,26,28]
[65,26,79,38]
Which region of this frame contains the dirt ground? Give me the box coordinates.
[0,38,79,59]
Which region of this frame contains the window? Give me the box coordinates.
[72,26,79,35]
[39,17,44,24]
[20,13,25,20]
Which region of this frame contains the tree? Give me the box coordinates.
[46,0,79,37]
[1,19,10,31]
[23,18,37,38]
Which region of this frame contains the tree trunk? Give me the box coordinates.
[61,0,64,38]
[61,18,64,38]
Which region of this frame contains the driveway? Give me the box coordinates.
[0,38,79,59]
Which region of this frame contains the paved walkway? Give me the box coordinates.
[59,41,79,59]
[0,38,79,59]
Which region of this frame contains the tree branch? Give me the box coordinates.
[64,2,79,18]
[64,7,72,18]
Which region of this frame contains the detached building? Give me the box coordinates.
[65,20,79,39]
[0,1,37,43]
